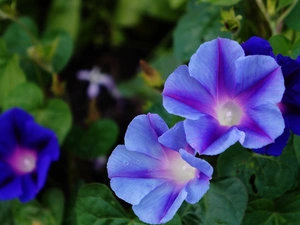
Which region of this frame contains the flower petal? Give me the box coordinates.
[234,55,284,107]
[0,177,22,200]
[179,149,212,203]
[185,178,210,204]
[162,65,215,120]
[19,175,36,202]
[179,149,213,177]
[184,115,244,155]
[285,112,300,135]
[159,121,195,154]
[98,74,114,88]
[124,114,168,159]
[110,178,165,205]
[252,127,290,156]
[0,161,15,183]
[189,38,244,100]
[87,83,100,98]
[107,145,164,178]
[276,54,300,77]
[77,70,91,80]
[36,155,51,190]
[21,121,59,160]
[0,108,33,156]
[282,86,300,107]
[133,182,187,224]
[237,103,284,148]
[241,36,275,57]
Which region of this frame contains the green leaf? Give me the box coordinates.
[145,0,181,21]
[165,214,182,225]
[0,38,7,57]
[168,0,186,9]
[45,0,81,40]
[146,100,183,127]
[0,201,12,225]
[3,17,38,56]
[284,0,300,31]
[293,134,300,166]
[2,82,43,111]
[42,30,73,73]
[217,142,299,199]
[151,50,181,80]
[70,119,119,159]
[3,83,71,144]
[33,99,72,144]
[76,183,145,225]
[42,188,65,225]
[269,35,291,55]
[12,200,57,225]
[114,0,179,27]
[242,191,300,225]
[277,0,293,11]
[118,76,161,101]
[114,0,146,27]
[0,54,26,106]
[173,2,231,62]
[291,38,300,59]
[198,0,241,6]
[179,177,248,225]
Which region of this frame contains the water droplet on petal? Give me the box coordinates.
[123,160,129,166]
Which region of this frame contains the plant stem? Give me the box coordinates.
[256,0,276,35]
[276,0,299,30]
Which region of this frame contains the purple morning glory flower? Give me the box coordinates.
[77,66,121,99]
[162,38,285,155]
[107,113,213,224]
[0,108,59,202]
[241,36,300,156]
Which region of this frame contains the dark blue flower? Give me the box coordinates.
[0,108,59,202]
[241,36,300,156]
[241,36,275,58]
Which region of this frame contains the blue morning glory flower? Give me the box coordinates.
[242,36,300,156]
[107,113,213,224]
[0,108,59,202]
[162,38,285,155]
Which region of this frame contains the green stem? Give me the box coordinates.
[256,0,276,35]
[277,0,299,28]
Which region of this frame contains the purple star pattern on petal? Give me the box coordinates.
[241,37,300,156]
[162,38,285,155]
[107,114,213,224]
[0,108,59,202]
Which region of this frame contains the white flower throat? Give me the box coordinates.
[7,147,37,174]
[217,101,242,126]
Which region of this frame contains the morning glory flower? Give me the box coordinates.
[0,108,59,202]
[242,36,300,156]
[107,113,213,224]
[162,37,285,155]
[77,66,121,99]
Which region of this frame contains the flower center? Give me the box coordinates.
[169,155,196,183]
[217,101,242,126]
[90,72,102,83]
[7,147,37,174]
